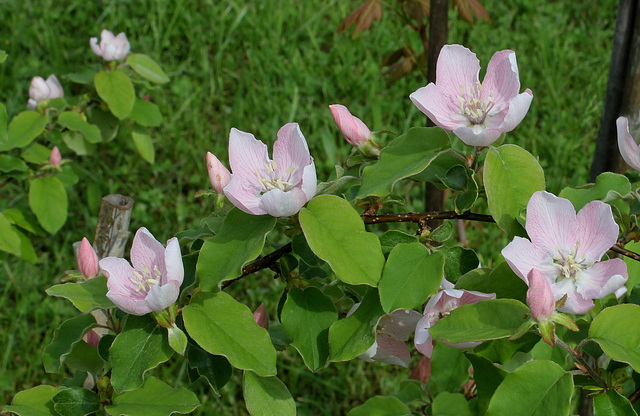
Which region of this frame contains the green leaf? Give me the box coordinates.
[196,208,276,291]
[0,103,7,148]
[1,111,48,151]
[43,314,96,373]
[430,343,470,393]
[64,338,104,374]
[106,377,200,416]
[4,208,45,235]
[0,213,22,256]
[57,112,102,143]
[110,315,173,393]
[593,389,638,416]
[21,143,51,164]
[430,299,530,344]
[300,195,385,286]
[183,291,277,376]
[486,360,573,416]
[357,127,450,198]
[466,353,509,414]
[0,155,28,173]
[87,107,119,142]
[379,230,418,256]
[456,262,528,303]
[52,388,100,416]
[560,172,631,211]
[94,70,135,119]
[168,325,187,355]
[439,246,479,284]
[432,392,473,416]
[129,98,162,127]
[589,304,640,372]
[281,287,337,371]
[68,68,97,85]
[329,288,384,362]
[29,176,67,234]
[62,131,91,156]
[243,372,296,416]
[46,276,114,312]
[13,227,37,263]
[484,144,545,237]
[378,244,443,313]
[4,385,59,416]
[187,343,232,395]
[131,124,154,164]
[126,53,170,84]
[346,396,411,416]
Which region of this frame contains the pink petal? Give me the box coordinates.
[130,227,167,276]
[145,280,180,312]
[45,75,64,98]
[415,315,434,358]
[525,191,578,255]
[575,201,619,263]
[576,259,627,299]
[481,50,520,111]
[27,98,37,111]
[228,128,270,184]
[113,33,131,59]
[410,83,467,129]
[273,123,310,187]
[90,37,102,56]
[501,236,557,281]
[452,125,503,147]
[372,335,411,367]
[558,287,594,315]
[435,45,481,101]
[258,187,308,217]
[224,176,265,215]
[301,161,317,201]
[499,89,533,132]
[100,29,115,43]
[253,304,269,330]
[617,117,640,171]
[29,76,49,102]
[527,269,555,321]
[164,237,184,286]
[379,309,423,341]
[100,257,137,297]
[108,291,151,315]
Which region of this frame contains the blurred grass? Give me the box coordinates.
[0,0,618,412]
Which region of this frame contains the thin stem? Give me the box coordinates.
[611,244,640,261]
[555,337,606,388]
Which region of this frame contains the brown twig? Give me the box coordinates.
[611,244,640,261]
[221,244,293,288]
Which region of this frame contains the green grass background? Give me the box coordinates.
[0,0,618,413]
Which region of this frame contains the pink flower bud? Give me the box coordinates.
[206,152,231,194]
[526,269,555,322]
[329,104,372,147]
[49,146,62,167]
[78,237,100,279]
[84,329,101,347]
[28,74,64,110]
[253,303,269,330]
[90,29,131,61]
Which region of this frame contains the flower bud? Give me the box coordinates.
[28,75,64,110]
[329,104,372,147]
[206,152,231,194]
[90,29,130,61]
[49,146,62,168]
[78,237,100,279]
[253,303,269,330]
[527,269,555,322]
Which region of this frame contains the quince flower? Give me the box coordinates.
[28,75,64,110]
[410,44,533,147]
[414,278,495,358]
[99,227,184,316]
[224,123,317,217]
[78,237,99,279]
[351,306,422,367]
[206,152,231,194]
[90,29,130,61]
[616,116,640,171]
[502,191,627,314]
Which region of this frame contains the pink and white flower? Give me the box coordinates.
[410,44,533,147]
[502,191,627,314]
[616,116,640,171]
[206,152,231,194]
[329,104,372,147]
[90,29,130,61]
[415,278,495,358]
[224,123,317,217]
[78,237,99,279]
[354,306,422,367]
[99,227,184,316]
[28,75,64,110]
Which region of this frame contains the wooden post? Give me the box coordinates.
[92,194,134,259]
[589,0,637,181]
[621,1,640,144]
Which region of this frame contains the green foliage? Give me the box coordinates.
[51,388,100,416]
[105,377,200,416]
[42,313,96,373]
[126,54,170,84]
[46,276,114,313]
[243,372,296,416]
[593,390,638,416]
[28,177,67,234]
[4,385,59,416]
[94,71,135,119]
[3,111,48,151]
[346,395,411,416]
[589,304,640,372]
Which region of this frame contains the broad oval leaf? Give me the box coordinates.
[131,125,154,164]
[484,144,545,238]
[4,385,59,416]
[42,314,97,373]
[346,395,411,416]
[243,372,296,416]
[52,388,100,416]
[378,243,443,313]
[196,208,276,291]
[589,304,640,372]
[357,127,450,198]
[106,377,200,416]
[2,111,48,151]
[432,392,473,416]
[560,172,631,211]
[430,343,470,393]
[0,213,21,256]
[281,287,337,371]
[126,53,170,84]
[110,315,173,393]
[29,176,68,234]
[57,112,101,143]
[486,360,573,416]
[94,70,135,119]
[300,195,385,286]
[430,299,529,344]
[46,276,114,312]
[593,389,638,416]
[183,291,277,376]
[186,343,232,395]
[129,98,162,127]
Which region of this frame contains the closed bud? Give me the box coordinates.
[78,237,100,279]
[206,152,231,194]
[253,303,269,330]
[329,104,372,147]
[526,269,555,322]
[49,146,62,168]
[90,29,130,61]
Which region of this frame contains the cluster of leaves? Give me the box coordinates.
[0,47,168,263]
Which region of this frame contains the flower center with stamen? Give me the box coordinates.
[553,243,591,283]
[457,82,495,126]
[254,160,295,193]
[129,264,162,293]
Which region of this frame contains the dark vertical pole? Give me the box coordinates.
[589,0,637,181]
[424,0,449,217]
[621,2,640,142]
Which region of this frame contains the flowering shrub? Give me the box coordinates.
[4,42,640,416]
